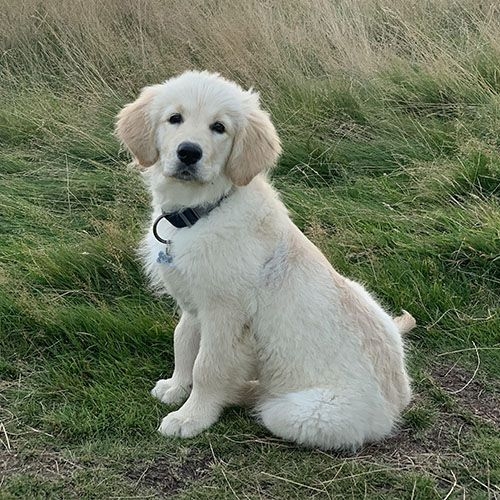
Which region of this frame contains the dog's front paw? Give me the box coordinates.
[151,378,191,405]
[158,408,218,438]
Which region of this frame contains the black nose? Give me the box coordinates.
[177,142,202,165]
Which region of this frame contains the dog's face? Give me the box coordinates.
[155,88,236,184]
[116,71,281,187]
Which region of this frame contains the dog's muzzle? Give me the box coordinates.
[174,141,203,180]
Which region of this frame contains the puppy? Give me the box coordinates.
[116,71,415,450]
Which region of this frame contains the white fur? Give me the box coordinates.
[116,71,414,450]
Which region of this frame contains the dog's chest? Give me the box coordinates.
[143,210,267,313]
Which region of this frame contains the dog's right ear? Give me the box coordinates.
[115,86,159,168]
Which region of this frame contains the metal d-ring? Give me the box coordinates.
[152,213,170,244]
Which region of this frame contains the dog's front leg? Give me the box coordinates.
[151,312,200,405]
[158,310,253,438]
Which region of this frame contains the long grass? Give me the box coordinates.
[1,0,499,498]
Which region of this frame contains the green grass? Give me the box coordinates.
[1,0,499,498]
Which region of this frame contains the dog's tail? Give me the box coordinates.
[393,310,416,335]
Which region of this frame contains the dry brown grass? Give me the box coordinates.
[2,0,500,96]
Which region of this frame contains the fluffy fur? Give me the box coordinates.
[116,70,414,450]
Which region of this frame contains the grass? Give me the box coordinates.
[0,0,499,497]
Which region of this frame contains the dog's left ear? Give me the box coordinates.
[226,92,281,186]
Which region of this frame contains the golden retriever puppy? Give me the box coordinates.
[116,71,415,450]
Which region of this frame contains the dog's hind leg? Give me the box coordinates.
[257,387,395,450]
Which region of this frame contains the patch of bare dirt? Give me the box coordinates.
[364,409,470,464]
[358,363,499,471]
[0,448,81,482]
[433,364,500,427]
[126,454,213,497]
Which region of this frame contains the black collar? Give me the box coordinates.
[152,190,233,242]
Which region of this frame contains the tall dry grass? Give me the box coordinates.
[2,0,500,97]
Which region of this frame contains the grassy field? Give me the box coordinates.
[1,0,499,498]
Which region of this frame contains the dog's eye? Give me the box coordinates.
[168,113,183,124]
[210,121,225,134]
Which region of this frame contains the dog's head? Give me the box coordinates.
[115,71,281,187]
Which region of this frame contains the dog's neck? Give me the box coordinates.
[155,188,234,230]
[144,165,234,214]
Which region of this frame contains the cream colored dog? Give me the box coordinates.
[116,71,415,450]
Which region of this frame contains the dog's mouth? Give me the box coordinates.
[172,169,198,181]
[169,162,201,182]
